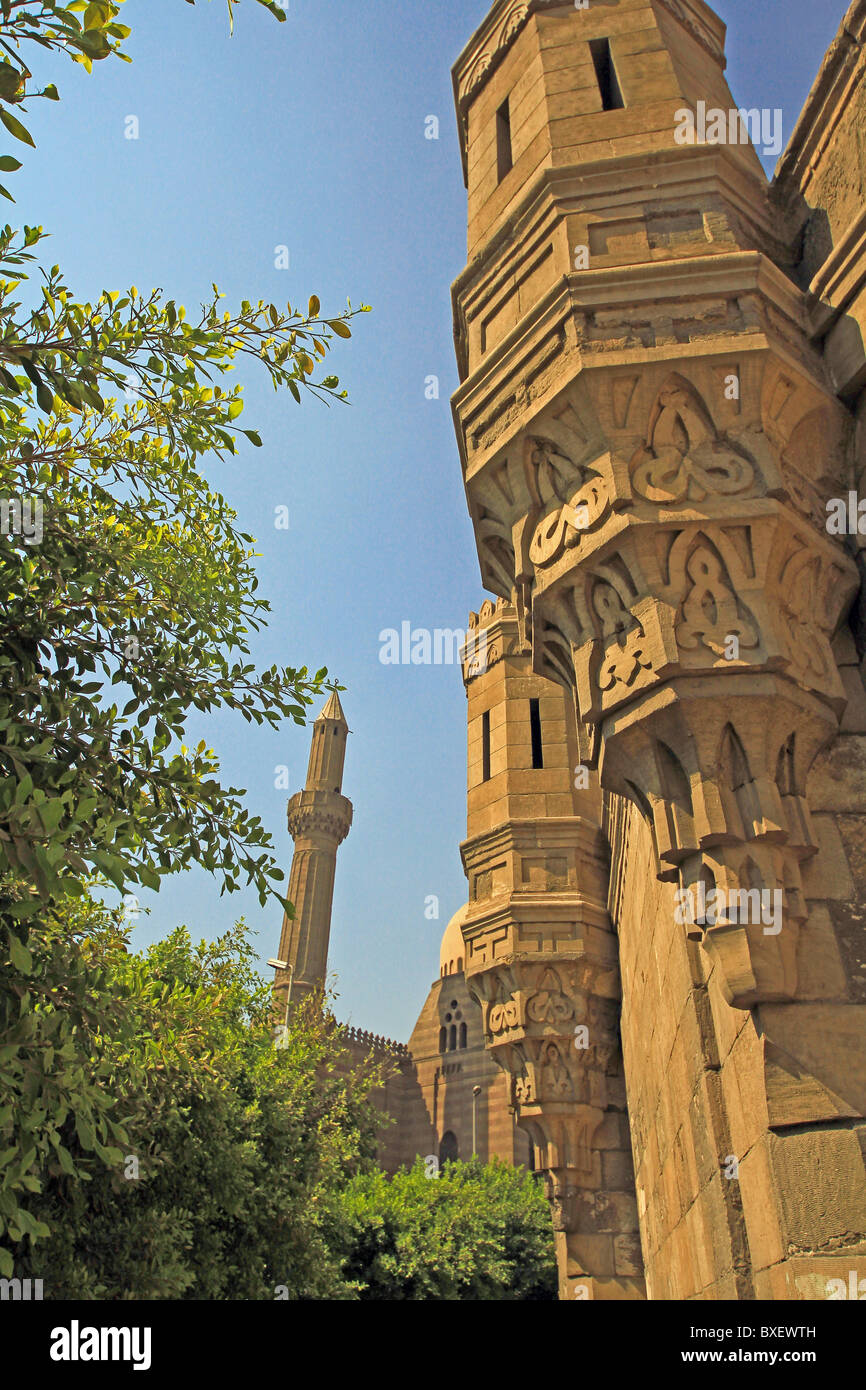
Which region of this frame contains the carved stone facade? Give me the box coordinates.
[450,0,866,1298]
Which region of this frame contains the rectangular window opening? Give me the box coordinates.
[589,37,624,111]
[529,699,543,770]
[482,710,491,782]
[496,97,513,182]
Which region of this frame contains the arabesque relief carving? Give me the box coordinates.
[630,377,756,505]
[527,437,611,569]
[674,539,760,659]
[461,367,859,1009]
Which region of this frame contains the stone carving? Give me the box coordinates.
[529,477,610,567]
[776,543,839,692]
[592,582,652,692]
[287,803,352,842]
[476,517,517,597]
[527,436,579,502]
[514,1072,535,1105]
[780,461,827,531]
[541,1042,575,1099]
[464,597,524,682]
[675,541,759,658]
[462,906,639,1294]
[526,968,574,1025]
[459,1,535,103]
[489,997,520,1034]
[631,377,755,504]
[613,708,832,1006]
[502,1,529,42]
[524,436,612,567]
[462,50,492,102]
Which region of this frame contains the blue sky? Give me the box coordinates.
[11,0,847,1039]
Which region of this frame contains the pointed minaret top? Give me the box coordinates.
[304,690,349,793]
[317,689,347,725]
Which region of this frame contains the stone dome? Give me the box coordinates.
[439,903,469,978]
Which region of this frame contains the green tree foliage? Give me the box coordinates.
[0,0,368,1274]
[327,1157,559,1301]
[8,904,558,1301]
[11,909,384,1299]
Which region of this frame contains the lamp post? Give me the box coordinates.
[267,959,293,1040]
[472,1084,482,1157]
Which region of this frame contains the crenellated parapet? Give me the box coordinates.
[340,1024,410,1058]
[462,595,524,684]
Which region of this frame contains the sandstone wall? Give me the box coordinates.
[608,678,866,1301]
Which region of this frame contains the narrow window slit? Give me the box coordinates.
[589,37,624,111]
[496,97,513,181]
[530,699,543,769]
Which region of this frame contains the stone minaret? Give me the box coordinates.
[450,0,866,1301]
[460,598,645,1299]
[273,692,352,1014]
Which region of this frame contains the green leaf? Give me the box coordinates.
[84,3,112,33]
[75,1116,96,1151]
[57,1146,75,1176]
[137,863,160,891]
[0,63,24,102]
[0,107,35,147]
[92,852,126,892]
[38,798,66,833]
[14,774,33,805]
[8,932,32,974]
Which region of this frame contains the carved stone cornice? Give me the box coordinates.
[451,148,789,382]
[455,333,858,1006]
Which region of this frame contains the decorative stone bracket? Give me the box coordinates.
[465,957,644,1296]
[461,357,860,1007]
